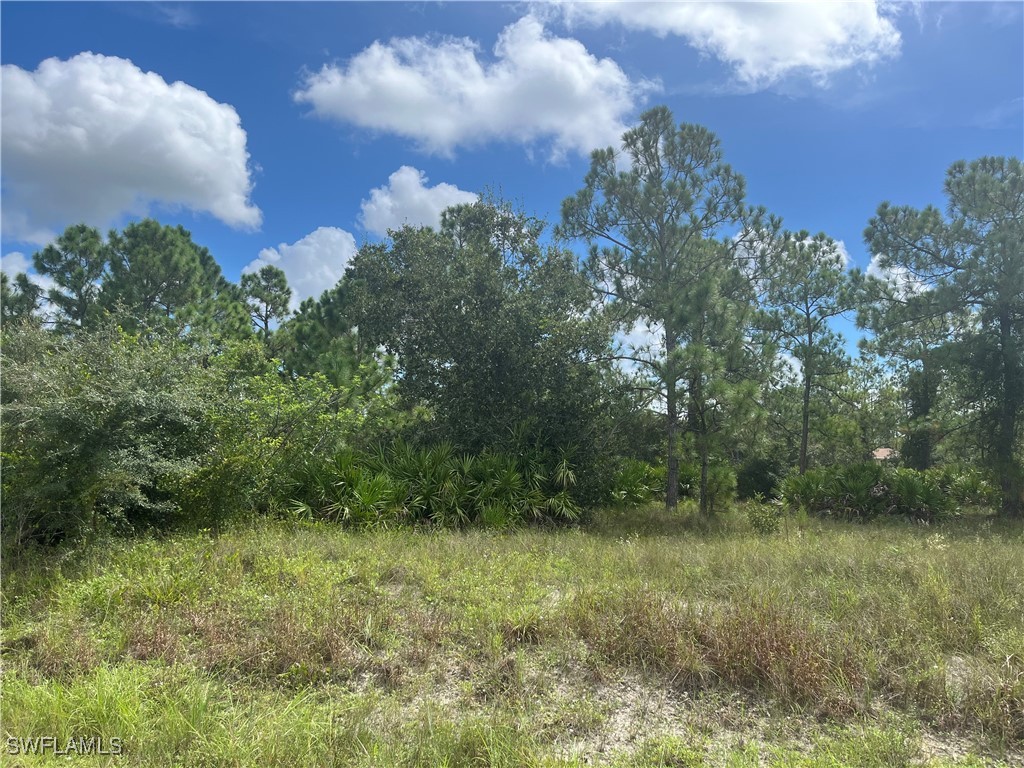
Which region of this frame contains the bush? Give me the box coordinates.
[0,322,363,549]
[746,503,782,534]
[678,460,736,512]
[924,465,1001,509]
[609,459,662,505]
[1,322,219,546]
[286,441,582,528]
[781,463,950,522]
[736,456,784,500]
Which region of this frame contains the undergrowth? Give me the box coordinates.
[2,505,1021,765]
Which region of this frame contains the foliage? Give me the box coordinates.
[241,263,292,338]
[861,157,1024,515]
[287,441,581,528]
[177,341,363,527]
[0,320,361,549]
[347,198,613,504]
[925,465,1002,509]
[0,271,44,323]
[25,220,252,339]
[676,459,737,513]
[745,502,782,534]
[781,463,950,522]
[559,105,776,514]
[736,455,785,500]
[32,222,107,329]
[761,231,854,474]
[609,458,663,506]
[1,320,219,545]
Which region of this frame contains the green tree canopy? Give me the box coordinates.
[347,199,613,500]
[241,264,292,340]
[763,232,854,474]
[559,105,776,513]
[863,156,1023,516]
[32,223,107,329]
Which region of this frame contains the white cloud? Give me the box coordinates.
[243,227,357,309]
[294,15,655,159]
[1,251,32,278]
[777,351,802,383]
[867,253,927,298]
[1,52,261,244]
[1,251,57,319]
[558,1,901,89]
[0,251,55,292]
[360,166,477,237]
[832,239,852,269]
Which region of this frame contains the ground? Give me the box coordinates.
[2,504,1022,766]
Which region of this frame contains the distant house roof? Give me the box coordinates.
[872,447,898,461]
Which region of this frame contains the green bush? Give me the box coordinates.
[746,502,782,534]
[736,456,784,500]
[781,463,950,522]
[678,460,736,512]
[925,465,1001,509]
[609,459,662,505]
[286,441,581,529]
[1,322,219,546]
[0,322,363,549]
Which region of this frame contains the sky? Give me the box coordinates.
[1,1,1022,332]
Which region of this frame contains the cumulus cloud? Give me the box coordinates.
[1,52,261,244]
[243,227,357,309]
[360,166,477,237]
[558,1,902,88]
[294,15,655,159]
[0,251,54,292]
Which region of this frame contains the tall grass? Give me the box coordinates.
[3,506,1022,765]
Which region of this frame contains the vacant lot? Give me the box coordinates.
[3,506,1022,766]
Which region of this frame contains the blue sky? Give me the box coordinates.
[2,1,1021,323]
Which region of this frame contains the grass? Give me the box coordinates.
[2,502,1022,766]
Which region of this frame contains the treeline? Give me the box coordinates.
[2,107,1021,547]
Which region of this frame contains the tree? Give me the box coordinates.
[864,156,1024,516]
[241,264,292,340]
[347,199,613,500]
[1,272,44,324]
[276,280,388,399]
[101,219,236,333]
[32,223,107,329]
[559,106,774,513]
[764,232,853,473]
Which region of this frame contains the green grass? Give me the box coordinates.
[2,503,1022,766]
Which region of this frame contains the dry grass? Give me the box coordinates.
[2,503,1022,765]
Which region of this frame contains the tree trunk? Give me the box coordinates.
[799,352,812,475]
[698,434,710,516]
[688,371,712,516]
[903,360,938,471]
[665,327,679,511]
[997,310,1022,517]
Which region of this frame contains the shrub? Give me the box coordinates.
[746,502,782,534]
[0,322,363,549]
[1,322,219,546]
[609,459,662,505]
[737,456,784,500]
[781,463,950,522]
[678,460,736,512]
[286,441,581,529]
[925,465,1001,509]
